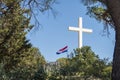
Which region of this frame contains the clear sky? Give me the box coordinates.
[27,0,115,62]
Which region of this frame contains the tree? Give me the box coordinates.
[81,0,120,79]
[32,66,47,80]
[57,58,70,75]
[71,46,111,80]
[56,46,112,80]
[14,47,46,80]
[0,0,52,79]
[0,0,56,27]
[0,0,33,72]
[72,46,111,80]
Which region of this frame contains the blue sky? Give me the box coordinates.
[27,0,115,62]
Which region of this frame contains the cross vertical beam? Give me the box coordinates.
[68,17,93,48]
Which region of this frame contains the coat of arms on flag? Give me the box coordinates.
[56,46,68,54]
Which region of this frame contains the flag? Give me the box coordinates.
[56,46,68,54]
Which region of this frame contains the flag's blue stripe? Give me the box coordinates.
[62,50,68,53]
[56,52,60,54]
[56,50,68,54]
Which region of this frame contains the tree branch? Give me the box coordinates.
[98,0,107,5]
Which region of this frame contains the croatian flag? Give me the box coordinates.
[56,46,68,54]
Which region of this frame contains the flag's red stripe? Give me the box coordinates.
[59,46,68,51]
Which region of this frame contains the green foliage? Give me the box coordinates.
[32,66,47,80]
[81,0,114,30]
[56,46,112,80]
[0,47,46,80]
[0,0,50,79]
[0,0,32,72]
[48,72,61,80]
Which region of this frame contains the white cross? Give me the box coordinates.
[69,17,93,48]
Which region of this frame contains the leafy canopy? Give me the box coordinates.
[81,0,114,30]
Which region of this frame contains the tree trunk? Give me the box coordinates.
[112,32,120,80]
[107,0,120,80]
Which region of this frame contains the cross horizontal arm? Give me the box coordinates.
[69,26,79,32]
[82,29,93,33]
